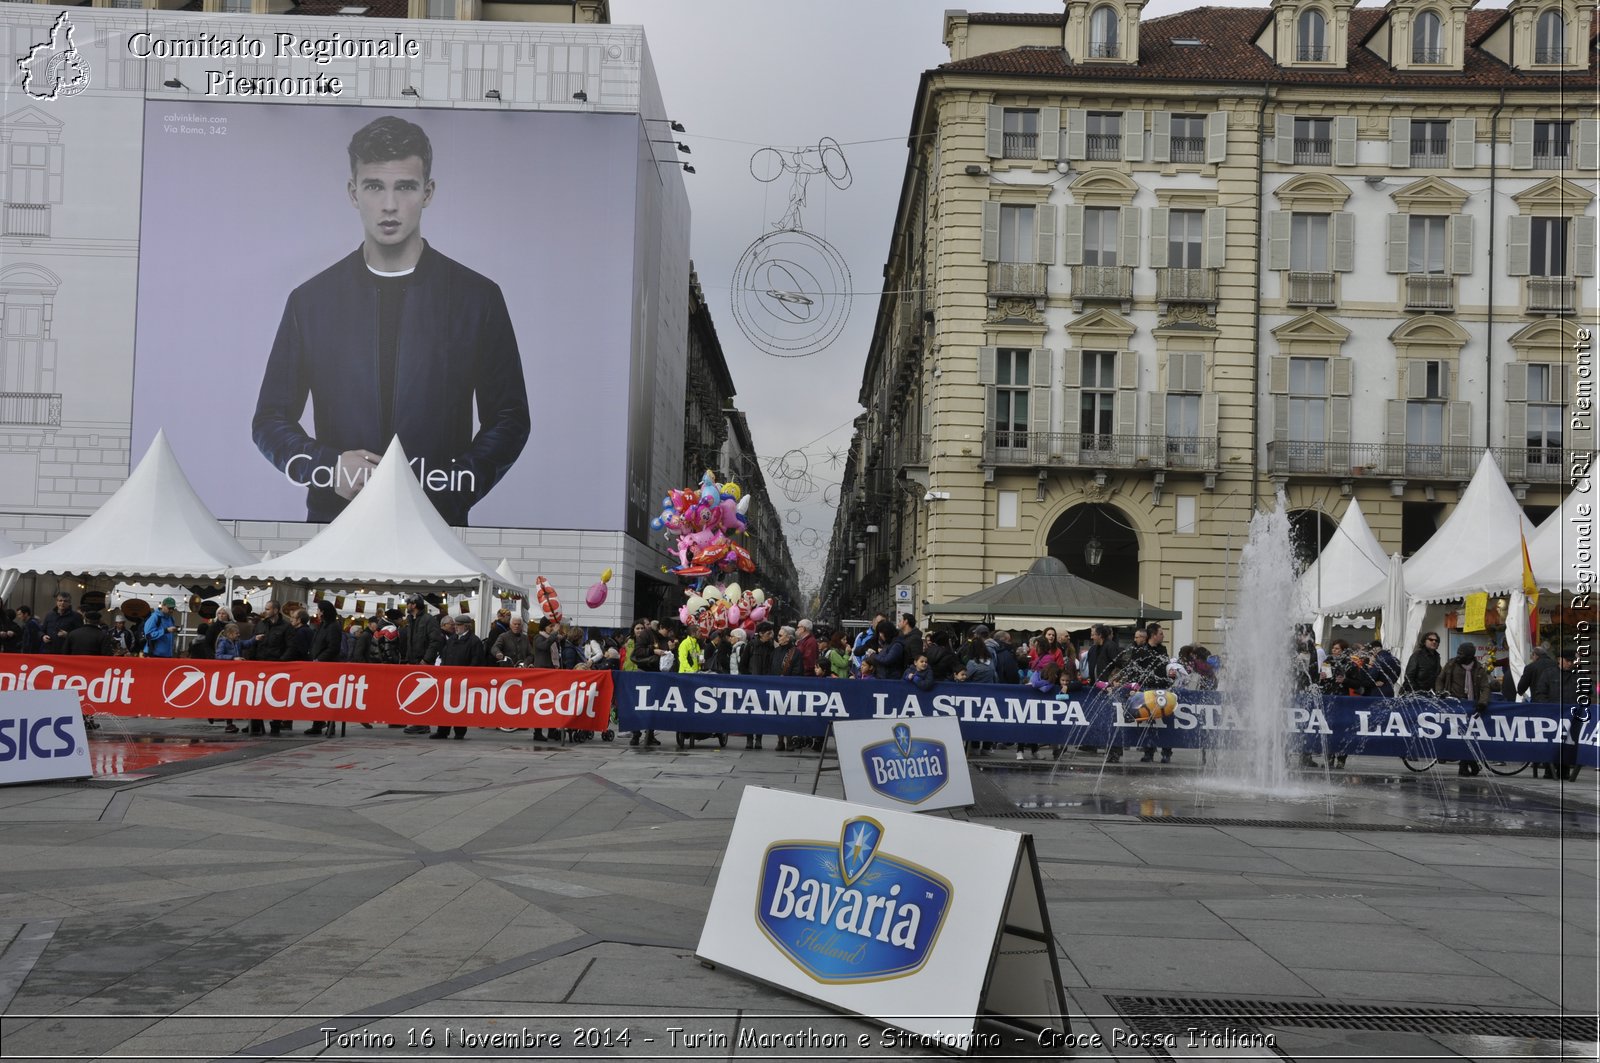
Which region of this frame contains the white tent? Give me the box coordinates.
[0,529,21,602]
[1434,489,1588,599]
[0,429,255,581]
[1292,498,1390,625]
[228,437,524,629]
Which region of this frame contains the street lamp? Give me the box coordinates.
[1084,536,1104,569]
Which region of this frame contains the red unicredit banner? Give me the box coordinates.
[0,655,612,731]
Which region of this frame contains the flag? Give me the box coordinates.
[1521,530,1539,643]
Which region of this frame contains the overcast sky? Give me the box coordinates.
[607,0,1454,592]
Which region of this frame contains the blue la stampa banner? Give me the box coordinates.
[615,672,1598,766]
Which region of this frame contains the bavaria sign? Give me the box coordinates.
[697,788,1069,1053]
[834,717,975,812]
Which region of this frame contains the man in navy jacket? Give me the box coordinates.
[252,115,530,526]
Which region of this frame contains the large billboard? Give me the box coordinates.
[131,101,639,529]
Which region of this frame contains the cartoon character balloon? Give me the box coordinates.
[585,568,612,609]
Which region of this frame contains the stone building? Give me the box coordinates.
[822,0,1595,647]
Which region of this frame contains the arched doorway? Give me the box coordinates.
[1046,503,1140,599]
[1287,508,1338,575]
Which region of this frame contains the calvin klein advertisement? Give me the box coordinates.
[132,102,638,529]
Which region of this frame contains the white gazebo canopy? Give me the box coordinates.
[1434,488,1588,598]
[1293,498,1390,621]
[0,429,255,581]
[229,438,525,626]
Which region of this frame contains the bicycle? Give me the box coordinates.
[1400,752,1530,776]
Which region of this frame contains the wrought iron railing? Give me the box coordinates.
[1404,274,1455,311]
[988,261,1047,297]
[1532,146,1571,168]
[1528,276,1576,313]
[2,202,49,238]
[1535,47,1567,64]
[1169,136,1205,163]
[1297,44,1329,61]
[985,431,1217,471]
[1410,142,1448,167]
[0,391,61,427]
[1293,137,1331,164]
[1266,441,1569,483]
[1085,134,1121,161]
[896,434,929,467]
[1412,46,1444,63]
[1070,264,1132,301]
[1157,267,1218,303]
[1288,271,1336,306]
[1002,132,1037,159]
[1088,41,1119,58]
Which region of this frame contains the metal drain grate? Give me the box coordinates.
[972,810,1062,820]
[1109,995,1597,1042]
[1138,815,1574,838]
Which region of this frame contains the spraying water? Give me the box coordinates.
[1213,491,1300,792]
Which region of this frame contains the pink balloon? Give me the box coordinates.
[718,499,739,530]
[585,581,608,608]
[726,605,743,627]
[678,606,691,624]
[750,606,768,623]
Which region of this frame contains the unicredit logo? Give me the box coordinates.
[396,672,441,716]
[162,666,209,709]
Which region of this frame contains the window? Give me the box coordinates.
[1167,210,1204,269]
[1531,217,1569,276]
[106,0,142,7]
[997,490,1020,529]
[1408,216,1447,274]
[1166,393,1201,459]
[1079,350,1117,449]
[424,0,453,17]
[1290,213,1329,273]
[1170,114,1206,163]
[7,145,46,203]
[1086,112,1122,161]
[1090,5,1119,57]
[1526,364,1564,465]
[1411,120,1449,166]
[1083,208,1118,266]
[1535,9,1566,63]
[1297,9,1328,60]
[1287,357,1327,446]
[1293,117,1332,165]
[218,0,251,10]
[993,349,1031,452]
[1533,120,1572,165]
[1412,11,1443,63]
[1002,109,1039,159]
[997,205,1036,264]
[1175,496,1198,535]
[1405,363,1446,471]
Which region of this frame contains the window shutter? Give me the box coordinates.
[1389,117,1410,168]
[1328,396,1351,446]
[1273,394,1290,442]
[1118,348,1140,390]
[1578,119,1600,171]
[1510,119,1534,170]
[1570,366,1595,451]
[1386,399,1407,446]
[1331,211,1355,273]
[1184,352,1207,392]
[1448,214,1474,275]
[1149,390,1167,446]
[1203,206,1226,269]
[1123,110,1145,161]
[982,201,1001,262]
[1036,203,1057,264]
[1406,359,1430,399]
[1330,356,1353,396]
[1439,360,1452,400]
[1268,210,1291,270]
[1334,116,1358,166]
[1445,402,1471,475]
[1115,380,1138,437]
[1205,110,1228,163]
[1450,118,1476,169]
[1387,213,1410,273]
[1039,106,1061,161]
[1574,216,1597,278]
[1269,355,1289,393]
[986,104,1005,159]
[1200,392,1219,443]
[1506,215,1531,276]
[1151,110,1172,162]
[46,145,64,203]
[977,346,997,385]
[1066,109,1087,161]
[1063,205,1085,265]
[1505,361,1528,402]
[1029,348,1052,447]
[1119,207,1141,269]
[1060,350,1082,462]
[1503,396,1528,480]
[1275,113,1294,165]
[1149,208,1170,268]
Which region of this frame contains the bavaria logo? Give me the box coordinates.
[757,816,952,984]
[162,666,208,710]
[860,723,950,804]
[395,672,440,716]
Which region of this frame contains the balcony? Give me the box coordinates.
[1070,264,1132,306]
[1088,41,1118,58]
[1266,441,1568,484]
[1532,146,1570,168]
[1528,276,1576,313]
[1404,274,1455,311]
[1085,133,1122,161]
[1169,136,1205,163]
[1297,44,1329,61]
[1410,141,1448,167]
[1412,46,1444,63]
[988,261,1047,298]
[0,391,61,427]
[2,203,49,238]
[896,434,929,469]
[1287,271,1336,307]
[1002,132,1037,159]
[1535,47,1568,64]
[1293,137,1331,165]
[984,430,1217,472]
[1157,267,1218,305]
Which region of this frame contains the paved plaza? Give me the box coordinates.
[0,722,1595,1061]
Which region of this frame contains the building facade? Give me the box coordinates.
[822,0,1595,648]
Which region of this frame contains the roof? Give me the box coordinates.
[289,0,409,16]
[0,430,256,582]
[968,11,1063,25]
[925,556,1181,624]
[1432,486,1589,598]
[1293,498,1391,620]
[940,6,1597,90]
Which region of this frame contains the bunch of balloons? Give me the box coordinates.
[651,470,754,583]
[678,582,774,637]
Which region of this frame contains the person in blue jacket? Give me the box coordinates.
[252,116,530,526]
[142,597,179,658]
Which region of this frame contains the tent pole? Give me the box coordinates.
[477,577,490,637]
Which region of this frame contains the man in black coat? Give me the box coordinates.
[1517,646,1559,703]
[304,601,345,735]
[243,601,290,734]
[40,593,81,653]
[433,614,485,740]
[64,611,115,656]
[402,597,444,734]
